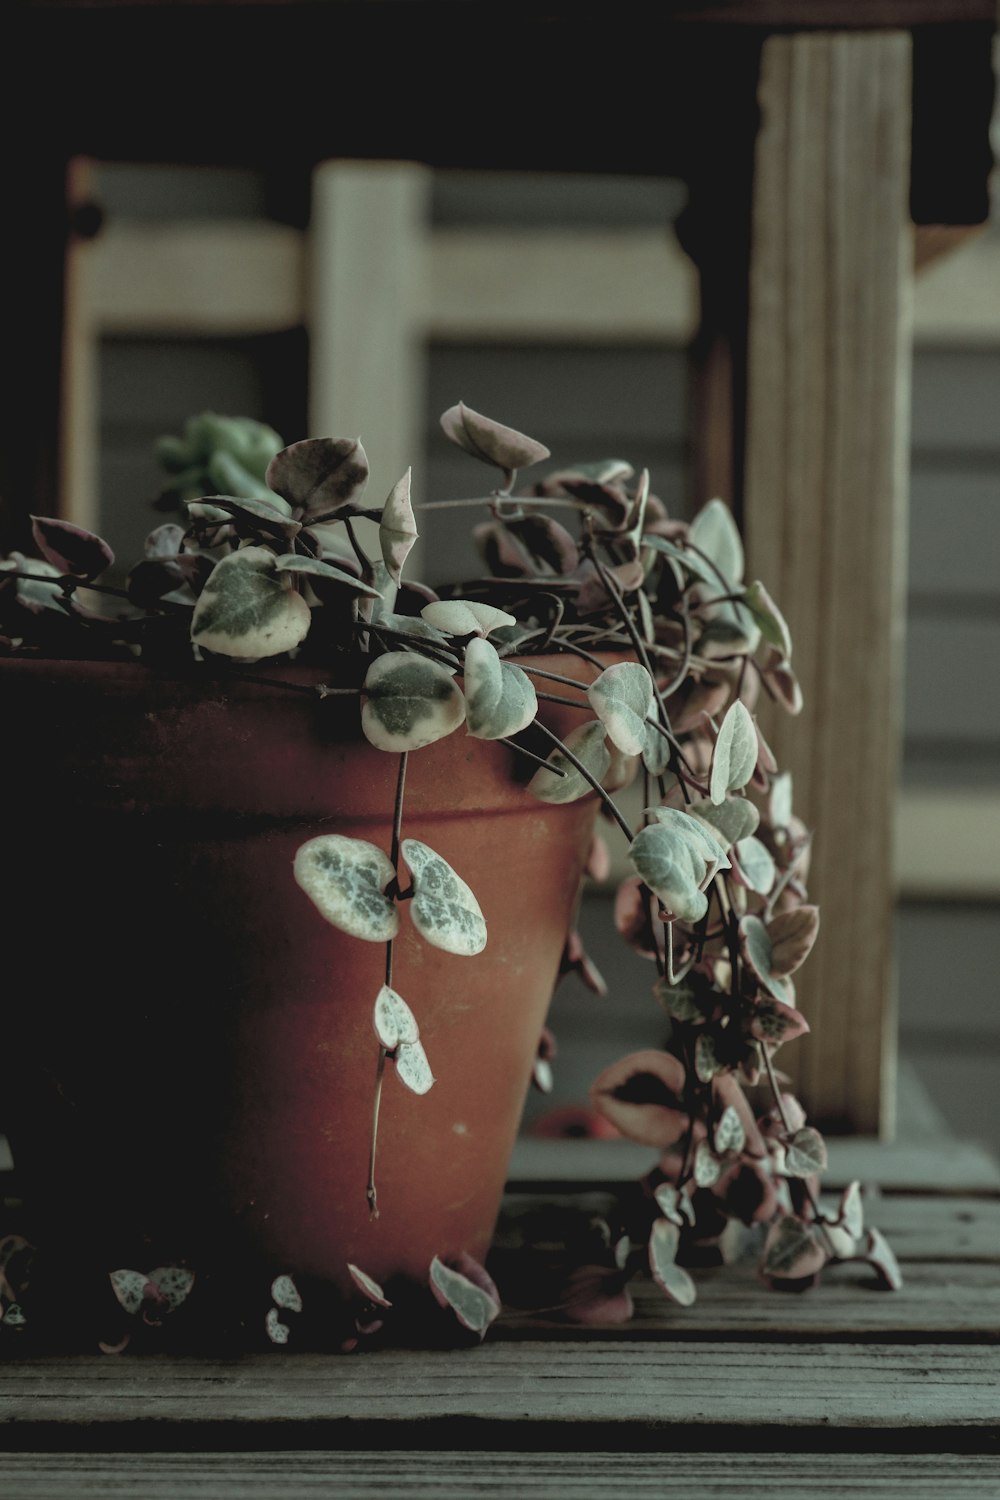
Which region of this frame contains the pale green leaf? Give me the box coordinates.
[527,721,611,804]
[630,823,708,924]
[362,653,466,753]
[274,553,381,597]
[648,1219,697,1307]
[439,402,550,472]
[643,534,718,586]
[744,579,793,657]
[688,497,744,587]
[693,1140,721,1188]
[763,1216,826,1278]
[421,599,517,639]
[379,468,418,585]
[653,1184,695,1228]
[347,1264,392,1307]
[294,834,399,943]
[688,795,760,849]
[373,985,420,1049]
[110,1270,146,1317]
[429,1255,500,1334]
[770,771,794,829]
[265,1308,290,1344]
[714,1104,746,1155]
[653,975,707,1024]
[587,661,654,756]
[709,700,758,803]
[270,1275,302,1313]
[402,838,487,956]
[695,1032,722,1082]
[463,636,537,739]
[394,1039,435,1095]
[866,1227,904,1291]
[734,836,776,895]
[190,546,312,659]
[784,1126,828,1178]
[739,914,774,985]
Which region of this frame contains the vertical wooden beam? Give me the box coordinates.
[308,162,430,559]
[60,159,100,531]
[743,33,913,1136]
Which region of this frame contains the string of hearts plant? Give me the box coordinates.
[0,405,901,1346]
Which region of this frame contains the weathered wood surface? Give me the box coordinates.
[2,1451,998,1500]
[2,1344,997,1442]
[743,31,914,1135]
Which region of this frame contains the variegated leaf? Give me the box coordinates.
[587,662,654,757]
[265,1307,290,1344]
[266,436,369,517]
[109,1269,147,1317]
[394,1039,435,1095]
[709,700,758,804]
[463,636,537,739]
[402,839,487,956]
[439,402,550,472]
[373,985,420,1049]
[270,1275,302,1313]
[147,1267,195,1311]
[379,469,418,584]
[648,1219,697,1307]
[590,1050,689,1149]
[714,1104,746,1155]
[784,1126,828,1178]
[527,721,611,805]
[362,653,466,753]
[294,835,399,943]
[744,578,793,657]
[421,599,516,639]
[191,546,312,659]
[734,836,776,895]
[768,905,821,977]
[429,1255,501,1335]
[687,795,760,849]
[347,1263,392,1308]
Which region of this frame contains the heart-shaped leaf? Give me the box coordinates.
[394,1039,435,1095]
[762,1215,826,1279]
[768,906,821,976]
[590,1049,689,1148]
[372,984,420,1049]
[362,653,466,753]
[733,836,776,895]
[744,579,792,657]
[654,1184,695,1228]
[270,1275,302,1313]
[648,1219,697,1306]
[630,809,729,925]
[266,437,369,517]
[440,402,550,472]
[205,494,298,533]
[463,636,537,739]
[379,469,418,584]
[749,998,810,1044]
[110,1269,148,1317]
[654,975,709,1024]
[347,1264,392,1308]
[695,1032,722,1083]
[688,498,744,588]
[503,512,579,574]
[420,599,517,639]
[714,1104,746,1155]
[294,834,399,943]
[587,662,655,757]
[688,796,760,849]
[784,1126,828,1178]
[147,1267,194,1312]
[694,1140,722,1188]
[402,839,487,956]
[191,546,312,659]
[527,721,611,804]
[30,516,115,580]
[709,700,758,804]
[265,1307,290,1344]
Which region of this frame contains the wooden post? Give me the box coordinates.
[308,162,430,558]
[743,33,913,1136]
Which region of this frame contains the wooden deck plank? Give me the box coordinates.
[1,1345,997,1441]
[496,1262,1000,1342]
[1,1451,998,1499]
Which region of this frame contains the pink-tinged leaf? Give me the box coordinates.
[266,437,369,517]
[347,1263,392,1308]
[648,1219,697,1306]
[585,830,611,883]
[148,1266,194,1312]
[762,1215,827,1280]
[739,914,774,985]
[429,1254,501,1337]
[30,515,114,580]
[560,1277,635,1325]
[768,905,820,977]
[763,648,804,715]
[838,1180,865,1240]
[865,1227,904,1291]
[265,1306,290,1344]
[440,402,550,472]
[504,512,579,575]
[614,876,662,962]
[373,985,420,1050]
[749,998,810,1045]
[784,1126,828,1178]
[559,929,607,996]
[98,1334,132,1355]
[575,558,645,615]
[590,1050,689,1149]
[473,521,533,577]
[270,1274,302,1313]
[109,1269,147,1317]
[714,1160,779,1226]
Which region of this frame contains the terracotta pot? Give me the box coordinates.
[2,654,602,1311]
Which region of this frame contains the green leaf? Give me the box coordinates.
[630,825,707,924]
[770,771,794,829]
[347,1264,392,1308]
[190,546,312,659]
[709,700,758,803]
[744,579,793,657]
[687,795,760,849]
[527,721,611,804]
[654,1184,695,1228]
[749,998,810,1044]
[439,402,550,472]
[429,1255,501,1335]
[362,653,466,753]
[693,1140,722,1188]
[402,839,487,956]
[294,834,399,943]
[372,985,420,1049]
[274,554,382,597]
[653,975,708,1024]
[739,914,775,987]
[784,1126,828,1178]
[421,599,517,639]
[379,469,418,585]
[688,498,744,588]
[763,1215,826,1279]
[207,491,296,528]
[271,1275,302,1313]
[695,1032,722,1083]
[463,636,537,739]
[734,836,776,895]
[648,1219,697,1307]
[643,534,718,587]
[714,1104,746,1155]
[587,661,654,757]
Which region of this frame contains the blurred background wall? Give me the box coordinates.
[71,160,999,1153]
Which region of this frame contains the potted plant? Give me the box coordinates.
[0,404,900,1351]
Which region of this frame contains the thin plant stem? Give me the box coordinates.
[367,1048,386,1221]
[498,737,567,776]
[343,516,372,575]
[10,571,130,600]
[531,720,633,841]
[366,751,408,1220]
